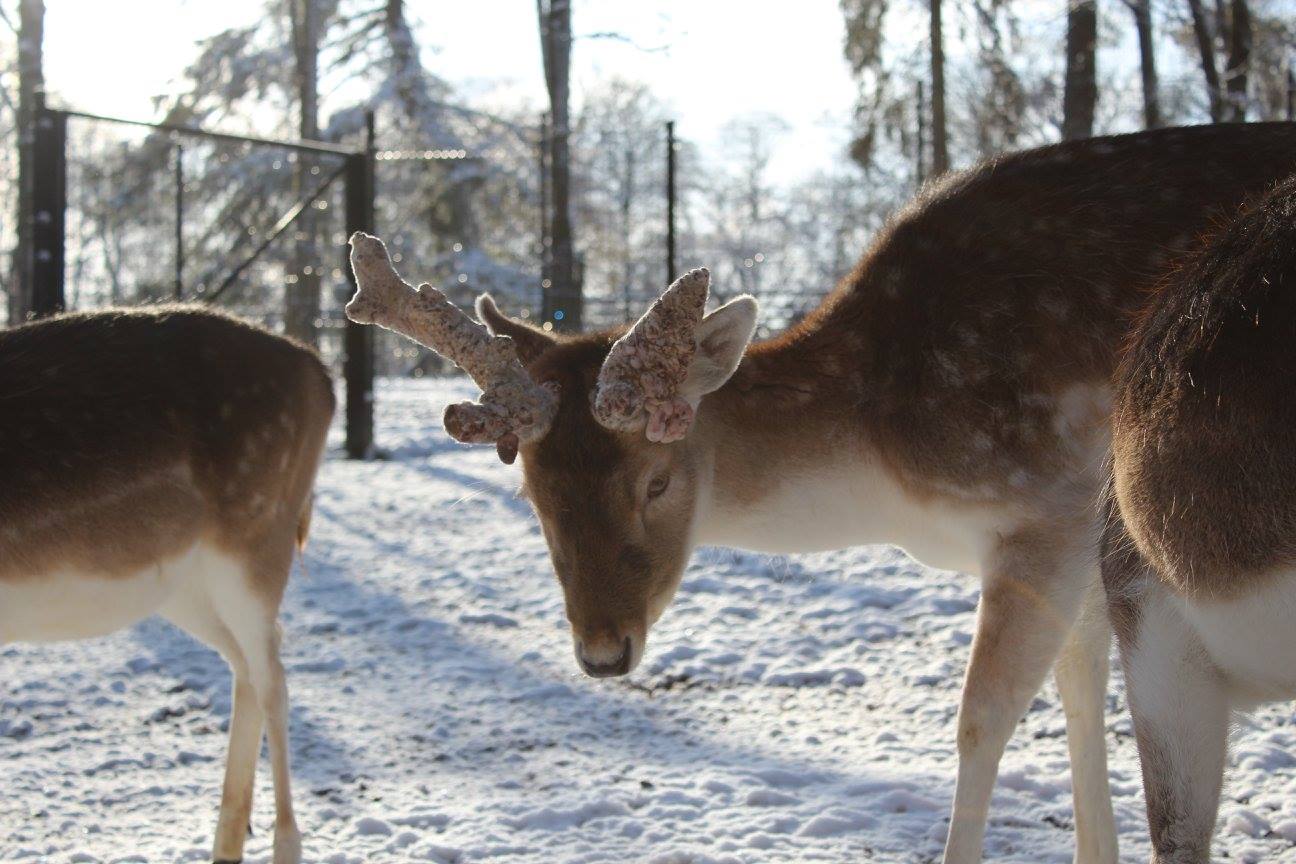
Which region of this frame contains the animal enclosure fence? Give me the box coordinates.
[28,98,377,458]
[25,99,842,463]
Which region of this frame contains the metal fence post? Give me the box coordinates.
[343,111,376,459]
[665,120,676,285]
[31,103,66,317]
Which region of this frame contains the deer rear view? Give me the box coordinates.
[0,307,334,864]
[347,122,1296,863]
[1103,173,1296,862]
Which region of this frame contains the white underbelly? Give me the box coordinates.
[0,544,207,644]
[1186,573,1296,702]
[699,460,1013,575]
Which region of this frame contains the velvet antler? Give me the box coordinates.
[346,232,558,463]
[591,268,710,443]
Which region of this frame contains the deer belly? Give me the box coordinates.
[0,547,202,644]
[1184,573,1296,703]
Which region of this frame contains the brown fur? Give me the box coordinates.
[519,338,699,657]
[1111,171,1296,599]
[0,306,334,594]
[755,123,1296,506]
[1098,482,1147,648]
[483,123,1296,654]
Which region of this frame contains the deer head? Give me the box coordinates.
[346,233,758,676]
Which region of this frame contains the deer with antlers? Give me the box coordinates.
[347,122,1296,863]
[1103,173,1296,862]
[0,308,333,864]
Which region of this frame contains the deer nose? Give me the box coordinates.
[577,636,633,678]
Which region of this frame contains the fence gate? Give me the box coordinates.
[28,98,377,459]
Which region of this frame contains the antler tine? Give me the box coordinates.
[347,232,508,388]
[592,267,710,443]
[346,232,558,461]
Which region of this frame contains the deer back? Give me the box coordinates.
[0,307,334,589]
[722,122,1296,507]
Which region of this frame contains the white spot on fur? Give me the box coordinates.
[1040,292,1070,321]
[932,350,964,386]
[1053,384,1111,442]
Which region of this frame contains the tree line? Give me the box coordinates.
[3,1,1294,350]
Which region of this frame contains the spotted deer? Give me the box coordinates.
[347,122,1296,863]
[1102,173,1296,862]
[0,308,334,864]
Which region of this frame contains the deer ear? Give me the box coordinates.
[475,295,557,365]
[680,295,758,402]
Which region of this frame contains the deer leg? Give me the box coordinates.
[942,532,1088,864]
[159,586,264,864]
[193,544,301,864]
[212,665,265,864]
[1052,578,1117,864]
[1120,586,1227,864]
[220,611,300,864]
[251,625,300,864]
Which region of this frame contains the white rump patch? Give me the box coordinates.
[1185,572,1296,703]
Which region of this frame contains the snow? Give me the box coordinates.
[5,376,1296,863]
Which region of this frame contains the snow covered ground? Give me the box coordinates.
[5,377,1296,863]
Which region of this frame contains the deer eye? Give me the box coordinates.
[647,473,671,500]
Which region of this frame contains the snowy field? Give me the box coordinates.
[6,377,1296,863]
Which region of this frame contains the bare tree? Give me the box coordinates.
[1186,0,1225,120]
[538,0,581,331]
[1062,1,1096,140]
[286,0,323,345]
[839,0,889,170]
[1126,0,1162,128]
[571,78,668,324]
[930,0,949,174]
[964,0,1028,156]
[12,0,43,322]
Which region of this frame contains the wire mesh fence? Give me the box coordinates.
[46,107,861,397]
[54,112,359,379]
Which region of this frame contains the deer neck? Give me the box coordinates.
[687,326,1007,575]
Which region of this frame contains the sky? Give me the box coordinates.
[43,0,862,184]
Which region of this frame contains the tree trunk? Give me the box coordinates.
[12,0,44,323]
[929,0,949,175]
[1129,0,1161,128]
[1186,0,1224,121]
[287,0,321,346]
[538,0,580,331]
[1224,0,1251,121]
[1062,0,1097,140]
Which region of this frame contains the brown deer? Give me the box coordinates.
[1103,173,1296,862]
[346,122,1296,864]
[0,307,334,864]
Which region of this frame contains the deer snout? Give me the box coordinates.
[575,633,640,678]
